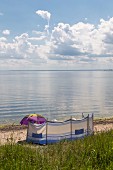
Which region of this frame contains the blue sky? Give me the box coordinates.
[0,0,113,70]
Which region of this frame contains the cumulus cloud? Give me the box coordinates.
[36,10,51,33]
[31,30,47,41]
[36,10,51,22]
[49,18,113,63]
[0,37,7,42]
[2,29,10,35]
[49,22,95,60]
[0,32,49,67]
[1,17,113,69]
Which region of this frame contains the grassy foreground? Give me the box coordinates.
[1,130,113,170]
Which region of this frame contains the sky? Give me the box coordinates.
[0,0,113,70]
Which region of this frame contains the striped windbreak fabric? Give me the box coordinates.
[26,114,93,145]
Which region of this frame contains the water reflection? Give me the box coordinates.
[0,70,113,124]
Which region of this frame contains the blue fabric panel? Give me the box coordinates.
[75,129,84,135]
[32,133,42,138]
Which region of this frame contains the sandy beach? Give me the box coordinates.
[0,125,27,145]
[0,119,113,145]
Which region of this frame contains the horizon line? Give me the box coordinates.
[0,69,113,71]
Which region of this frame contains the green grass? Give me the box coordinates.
[1,130,113,170]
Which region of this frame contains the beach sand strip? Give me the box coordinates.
[0,120,113,145]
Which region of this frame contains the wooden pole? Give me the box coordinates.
[87,114,89,135]
[92,113,94,135]
[82,113,84,118]
[46,118,48,145]
[26,122,29,142]
[70,116,72,140]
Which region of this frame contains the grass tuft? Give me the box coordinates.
[1,130,113,169]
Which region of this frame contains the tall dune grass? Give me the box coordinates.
[1,130,113,169]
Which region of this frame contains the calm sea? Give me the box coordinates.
[0,70,113,124]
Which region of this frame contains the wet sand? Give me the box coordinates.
[0,119,113,145]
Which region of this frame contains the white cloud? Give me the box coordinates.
[32,30,44,35]
[48,18,113,64]
[0,12,3,16]
[85,18,88,21]
[31,30,47,41]
[50,22,95,60]
[28,36,46,41]
[36,10,51,32]
[36,10,51,21]
[2,29,10,35]
[1,17,113,69]
[0,37,7,42]
[0,32,49,67]
[36,10,51,35]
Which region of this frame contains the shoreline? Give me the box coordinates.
[0,118,113,145]
[0,117,113,131]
